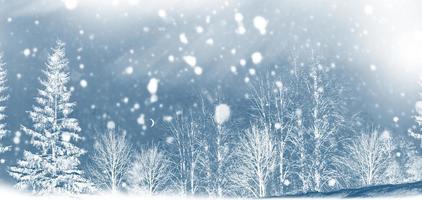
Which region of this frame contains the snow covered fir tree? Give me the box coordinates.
[1,0,422,199]
[9,41,93,194]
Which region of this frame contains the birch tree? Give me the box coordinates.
[231,124,276,198]
[166,110,204,195]
[249,73,292,195]
[307,55,345,192]
[288,54,312,193]
[9,41,93,194]
[197,94,236,197]
[337,128,393,186]
[128,145,172,195]
[0,54,9,154]
[209,119,235,197]
[286,51,346,193]
[89,128,133,192]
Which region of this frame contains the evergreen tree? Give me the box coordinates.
[0,54,9,154]
[9,41,93,194]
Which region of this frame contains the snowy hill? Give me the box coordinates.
[283,181,422,198]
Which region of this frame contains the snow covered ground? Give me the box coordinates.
[1,182,422,200]
[282,181,422,198]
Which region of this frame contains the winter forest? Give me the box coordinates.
[1,0,422,199]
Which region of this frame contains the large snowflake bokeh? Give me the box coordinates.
[0,0,421,184]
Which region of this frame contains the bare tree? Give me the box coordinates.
[406,153,422,182]
[336,128,393,187]
[289,108,311,193]
[88,128,133,192]
[249,72,293,195]
[166,110,204,195]
[128,144,172,195]
[286,51,346,193]
[231,124,276,198]
[307,54,345,192]
[195,93,237,197]
[288,53,312,193]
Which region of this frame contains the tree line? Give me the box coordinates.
[0,41,421,197]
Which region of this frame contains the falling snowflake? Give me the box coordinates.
[183,55,197,67]
[137,114,145,125]
[62,132,71,142]
[253,16,268,35]
[166,136,175,144]
[107,120,116,129]
[158,9,167,18]
[23,49,31,57]
[147,78,159,94]
[179,33,189,44]
[168,55,175,63]
[215,104,231,125]
[64,0,78,10]
[80,79,88,88]
[194,66,203,75]
[124,66,134,75]
[328,179,336,187]
[364,5,374,15]
[276,81,283,89]
[163,115,173,122]
[275,122,282,130]
[235,13,246,35]
[251,52,263,64]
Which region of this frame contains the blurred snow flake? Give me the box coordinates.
[364,4,374,15]
[158,9,167,18]
[194,66,203,75]
[253,16,268,35]
[64,0,79,10]
[179,33,189,44]
[251,52,263,64]
[235,13,246,35]
[215,104,231,125]
[137,114,145,125]
[328,179,336,187]
[124,66,134,75]
[183,55,197,67]
[80,79,88,88]
[147,78,159,103]
[106,120,116,129]
[62,132,71,142]
[23,49,31,57]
